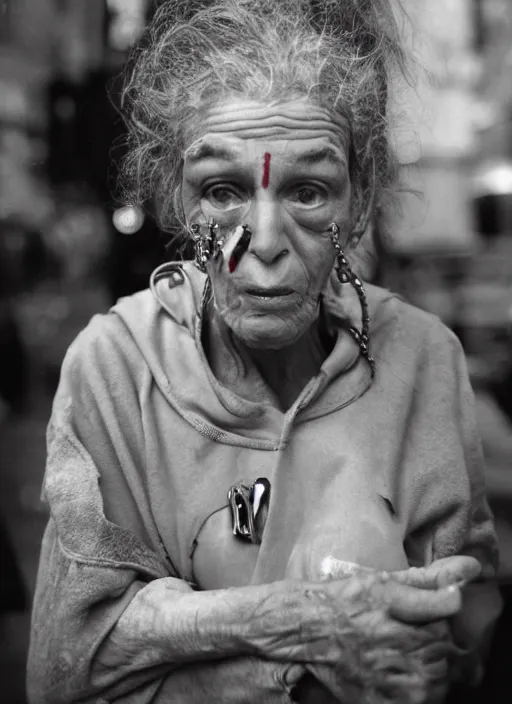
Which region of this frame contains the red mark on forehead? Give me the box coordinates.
[262,152,271,189]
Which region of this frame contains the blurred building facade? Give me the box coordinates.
[0,0,167,398]
[391,0,481,253]
[386,1,512,339]
[0,0,151,223]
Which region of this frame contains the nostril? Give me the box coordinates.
[249,247,289,265]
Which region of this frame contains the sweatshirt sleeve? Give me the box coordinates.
[27,316,297,704]
[27,318,191,704]
[402,323,502,686]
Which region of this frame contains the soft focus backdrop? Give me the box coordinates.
[1,1,512,702]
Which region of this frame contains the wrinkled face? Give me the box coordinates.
[181,98,352,349]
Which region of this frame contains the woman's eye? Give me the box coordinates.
[205,186,243,209]
[290,186,326,207]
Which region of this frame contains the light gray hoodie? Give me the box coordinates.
[27,263,501,703]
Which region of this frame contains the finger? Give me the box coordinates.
[424,556,481,588]
[417,638,455,665]
[391,566,439,590]
[391,556,481,590]
[361,620,450,660]
[387,583,462,623]
[375,674,427,704]
[421,654,449,682]
[379,678,448,704]
[367,649,410,674]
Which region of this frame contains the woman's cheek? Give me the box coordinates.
[302,249,336,295]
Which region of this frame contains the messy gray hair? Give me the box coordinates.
[120,0,407,240]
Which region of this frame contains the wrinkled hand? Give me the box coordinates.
[299,557,481,702]
[392,556,499,690]
[307,614,453,704]
[252,572,463,704]
[302,556,481,704]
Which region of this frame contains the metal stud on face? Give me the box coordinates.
[191,218,220,271]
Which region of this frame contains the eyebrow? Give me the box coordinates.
[294,146,346,167]
[184,142,240,163]
[184,142,346,167]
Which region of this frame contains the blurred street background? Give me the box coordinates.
[1,1,512,702]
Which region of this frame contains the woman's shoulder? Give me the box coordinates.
[367,284,464,363]
[59,287,181,397]
[68,288,158,361]
[62,269,202,394]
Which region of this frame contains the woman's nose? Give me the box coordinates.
[247,200,289,264]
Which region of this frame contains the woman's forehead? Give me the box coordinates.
[183,98,350,161]
[183,134,348,173]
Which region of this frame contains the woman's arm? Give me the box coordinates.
[27,330,300,703]
[29,521,304,704]
[400,327,503,688]
[114,658,303,704]
[29,515,461,704]
[27,447,304,703]
[28,475,461,704]
[27,317,464,704]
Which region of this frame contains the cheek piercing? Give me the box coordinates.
[191,218,220,271]
[191,220,251,273]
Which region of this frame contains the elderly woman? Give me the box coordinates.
[28,1,501,703]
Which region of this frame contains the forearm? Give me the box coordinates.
[29,522,317,702]
[31,515,464,703]
[93,576,319,686]
[149,657,302,704]
[87,657,300,704]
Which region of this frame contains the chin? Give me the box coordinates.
[230,313,312,350]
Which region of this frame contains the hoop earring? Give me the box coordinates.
[190,218,219,272]
[329,223,375,378]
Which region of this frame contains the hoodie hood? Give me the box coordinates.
[111,261,391,447]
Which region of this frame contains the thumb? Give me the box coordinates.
[427,556,482,588]
[387,581,462,624]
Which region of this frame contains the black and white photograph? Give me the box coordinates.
[1,1,512,702]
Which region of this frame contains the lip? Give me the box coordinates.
[244,286,294,298]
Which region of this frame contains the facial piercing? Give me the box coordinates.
[191,218,219,271]
[329,223,375,378]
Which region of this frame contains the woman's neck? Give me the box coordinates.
[205,307,333,411]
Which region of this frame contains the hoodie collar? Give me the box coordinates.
[145,262,374,441]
